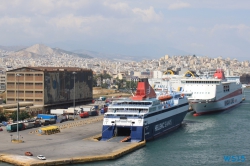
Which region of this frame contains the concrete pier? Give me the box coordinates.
[0,116,146,166]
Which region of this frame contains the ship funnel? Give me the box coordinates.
[131,78,156,100]
[213,69,226,80]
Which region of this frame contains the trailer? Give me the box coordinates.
[37,114,57,120]
[50,109,66,115]
[6,123,25,132]
[67,107,83,115]
[51,108,80,115]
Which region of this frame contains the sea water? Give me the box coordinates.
[1,89,250,166]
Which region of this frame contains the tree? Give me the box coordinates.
[115,78,124,89]
[101,83,109,89]
[93,75,98,86]
[0,112,7,122]
[93,74,112,87]
[20,111,31,120]
[10,111,31,121]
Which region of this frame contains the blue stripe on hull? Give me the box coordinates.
[145,111,187,141]
[101,111,188,142]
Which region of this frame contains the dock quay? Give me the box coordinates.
[0,116,146,166]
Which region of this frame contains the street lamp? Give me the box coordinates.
[16,73,21,141]
[130,78,131,91]
[72,72,76,120]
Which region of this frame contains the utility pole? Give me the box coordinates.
[16,74,21,141]
[72,72,76,120]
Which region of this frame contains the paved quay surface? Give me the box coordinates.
[0,116,145,166]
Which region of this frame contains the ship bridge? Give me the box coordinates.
[184,70,199,77]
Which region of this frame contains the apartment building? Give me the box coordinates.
[0,71,6,92]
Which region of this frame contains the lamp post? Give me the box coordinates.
[16,73,21,141]
[72,72,76,120]
[130,78,131,92]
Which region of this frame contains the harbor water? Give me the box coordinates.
[1,89,250,166]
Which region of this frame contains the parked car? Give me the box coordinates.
[0,128,3,131]
[25,152,33,156]
[37,155,46,160]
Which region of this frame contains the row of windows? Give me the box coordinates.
[112,102,152,105]
[7,91,43,93]
[7,74,43,76]
[193,92,211,94]
[109,108,148,112]
[6,82,43,85]
[7,98,43,102]
[8,83,43,85]
[183,81,220,84]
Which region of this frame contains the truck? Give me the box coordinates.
[24,122,35,129]
[6,123,25,132]
[37,114,57,120]
[81,106,99,116]
[67,107,83,114]
[56,114,67,123]
[50,109,66,115]
[51,108,80,115]
[79,112,89,118]
[98,96,106,101]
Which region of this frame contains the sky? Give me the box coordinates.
[0,0,250,61]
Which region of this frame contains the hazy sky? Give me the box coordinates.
[1,0,250,61]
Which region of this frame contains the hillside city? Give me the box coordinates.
[0,44,250,91]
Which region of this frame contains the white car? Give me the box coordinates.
[37,155,46,160]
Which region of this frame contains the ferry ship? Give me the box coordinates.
[101,78,189,142]
[182,69,243,115]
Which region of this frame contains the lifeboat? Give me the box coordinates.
[158,95,172,101]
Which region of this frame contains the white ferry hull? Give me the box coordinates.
[190,91,243,114]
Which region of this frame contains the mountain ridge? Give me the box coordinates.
[2,44,92,59]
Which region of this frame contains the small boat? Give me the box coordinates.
[158,95,172,101]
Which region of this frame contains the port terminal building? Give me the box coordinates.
[3,67,93,114]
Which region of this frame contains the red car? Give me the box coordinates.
[25,152,33,156]
[0,128,3,131]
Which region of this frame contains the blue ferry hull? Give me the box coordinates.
[101,110,188,142]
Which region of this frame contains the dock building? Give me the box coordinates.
[5,67,93,114]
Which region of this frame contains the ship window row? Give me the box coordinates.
[104,114,139,118]
[193,92,210,94]
[108,108,148,113]
[112,101,152,106]
[184,81,220,84]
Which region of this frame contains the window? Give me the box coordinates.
[35,99,43,102]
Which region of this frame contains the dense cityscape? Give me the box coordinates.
[1,45,250,73]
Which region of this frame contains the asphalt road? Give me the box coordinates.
[0,115,132,165]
